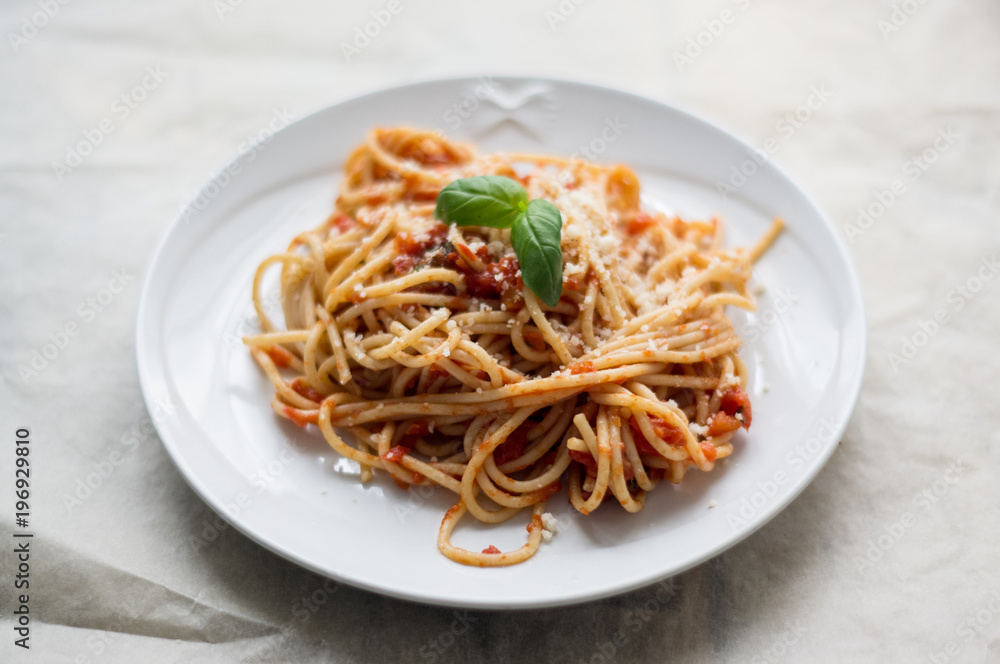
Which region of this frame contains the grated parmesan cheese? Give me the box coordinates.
[689,422,708,437]
[540,512,558,542]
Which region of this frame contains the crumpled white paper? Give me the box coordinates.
[2,0,999,662]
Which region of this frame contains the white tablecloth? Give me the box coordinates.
[2,1,999,662]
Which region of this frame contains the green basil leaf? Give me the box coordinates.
[511,199,563,307]
[434,175,528,229]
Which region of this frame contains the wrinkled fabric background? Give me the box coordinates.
[2,1,999,662]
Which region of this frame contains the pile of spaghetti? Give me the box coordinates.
[245,127,782,566]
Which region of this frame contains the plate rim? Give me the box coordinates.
[135,75,867,609]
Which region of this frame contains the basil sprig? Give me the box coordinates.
[434,175,564,307]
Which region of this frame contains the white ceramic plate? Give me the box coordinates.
[136,77,866,609]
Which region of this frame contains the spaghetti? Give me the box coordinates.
[245,127,782,566]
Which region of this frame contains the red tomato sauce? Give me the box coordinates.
[719,387,752,429]
[629,415,684,455]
